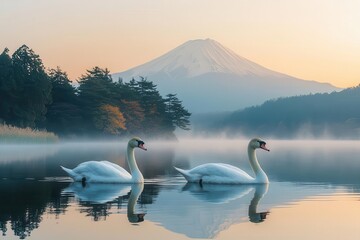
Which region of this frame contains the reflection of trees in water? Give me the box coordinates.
[0,180,68,239]
[74,194,129,221]
[0,178,163,238]
[140,184,161,204]
[72,184,161,222]
[79,203,113,221]
[11,210,42,239]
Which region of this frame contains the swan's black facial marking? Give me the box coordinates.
[136,140,147,151]
[257,140,270,152]
[137,140,145,146]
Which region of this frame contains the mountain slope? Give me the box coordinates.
[112,39,340,113]
[216,85,360,138]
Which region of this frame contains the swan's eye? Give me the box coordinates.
[137,140,145,147]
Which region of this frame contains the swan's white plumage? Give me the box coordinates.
[175,164,253,184]
[61,161,132,183]
[61,137,146,183]
[174,138,269,184]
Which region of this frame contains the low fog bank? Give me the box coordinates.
[188,113,360,140]
[0,131,358,154]
[1,137,360,184]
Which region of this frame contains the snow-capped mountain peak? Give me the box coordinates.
[115,39,276,79]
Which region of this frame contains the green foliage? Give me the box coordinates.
[11,45,52,128]
[46,67,82,135]
[0,48,15,124]
[0,45,191,138]
[78,67,115,107]
[77,67,117,134]
[165,94,191,130]
[125,77,172,136]
[76,71,191,137]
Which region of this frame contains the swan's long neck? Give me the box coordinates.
[127,145,144,183]
[248,145,268,183]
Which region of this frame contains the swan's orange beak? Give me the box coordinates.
[260,143,270,152]
[139,143,147,151]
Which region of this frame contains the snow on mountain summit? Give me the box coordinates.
[114,39,278,79]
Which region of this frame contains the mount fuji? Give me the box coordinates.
[112,39,340,113]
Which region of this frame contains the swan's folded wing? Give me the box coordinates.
[71,161,132,182]
[100,161,131,176]
[190,163,254,184]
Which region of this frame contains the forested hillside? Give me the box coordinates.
[218,86,360,138]
[0,45,191,138]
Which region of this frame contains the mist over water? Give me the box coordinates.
[0,137,360,239]
[0,137,359,184]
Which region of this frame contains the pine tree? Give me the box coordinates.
[78,67,115,106]
[77,67,117,134]
[11,45,52,128]
[127,77,172,135]
[165,93,191,130]
[0,48,15,124]
[48,67,77,102]
[46,67,82,135]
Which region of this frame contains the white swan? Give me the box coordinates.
[61,137,147,183]
[174,138,270,184]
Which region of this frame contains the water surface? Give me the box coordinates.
[0,139,359,239]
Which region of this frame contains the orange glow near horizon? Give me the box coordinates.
[218,193,360,240]
[1,0,359,88]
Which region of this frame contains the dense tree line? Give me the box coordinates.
[218,85,360,138]
[0,45,191,138]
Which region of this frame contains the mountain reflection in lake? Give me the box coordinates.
[0,139,360,239]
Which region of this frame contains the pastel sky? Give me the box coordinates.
[1,0,359,88]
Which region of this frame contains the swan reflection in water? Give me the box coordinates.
[248,184,269,223]
[144,183,271,238]
[62,182,145,223]
[182,183,269,223]
[127,183,145,223]
[62,181,269,238]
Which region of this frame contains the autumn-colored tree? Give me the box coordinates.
[120,100,145,134]
[94,104,126,135]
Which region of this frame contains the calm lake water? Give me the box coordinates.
[0,139,359,239]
